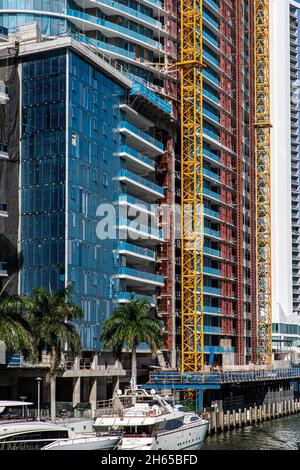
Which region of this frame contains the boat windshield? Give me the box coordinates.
[97,426,152,437]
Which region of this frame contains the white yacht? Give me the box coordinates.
[94,387,208,450]
[0,401,121,450]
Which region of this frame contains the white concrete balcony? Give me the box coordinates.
[116,194,155,217]
[116,169,164,201]
[118,218,164,244]
[118,121,164,157]
[114,266,164,287]
[115,146,155,175]
[117,241,156,263]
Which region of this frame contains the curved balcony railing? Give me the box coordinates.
[118,217,163,239]
[119,121,164,151]
[67,9,163,51]
[114,291,155,304]
[117,169,164,197]
[118,241,155,259]
[117,266,164,284]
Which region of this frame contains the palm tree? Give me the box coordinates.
[101,298,163,385]
[0,279,37,362]
[28,285,83,422]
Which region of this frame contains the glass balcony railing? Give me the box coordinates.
[204,326,222,334]
[204,187,221,201]
[203,148,220,163]
[204,286,221,295]
[119,121,164,151]
[204,207,220,220]
[67,9,163,50]
[118,194,154,213]
[71,33,135,59]
[203,266,221,276]
[117,169,164,196]
[203,12,219,30]
[204,246,221,257]
[204,0,220,13]
[203,88,220,105]
[118,267,164,284]
[114,291,156,304]
[204,108,220,124]
[130,83,172,114]
[204,168,220,182]
[203,50,220,68]
[95,0,162,29]
[203,30,219,48]
[118,217,163,239]
[204,346,234,354]
[204,306,221,314]
[119,146,155,169]
[118,241,155,259]
[203,69,220,86]
[204,226,221,238]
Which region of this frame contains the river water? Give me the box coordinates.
[202,414,300,450]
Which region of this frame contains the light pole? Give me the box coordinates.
[19,396,27,418]
[36,377,42,421]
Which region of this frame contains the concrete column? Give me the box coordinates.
[226,410,230,429]
[83,378,90,402]
[249,407,252,424]
[268,402,271,419]
[211,411,216,433]
[92,354,98,370]
[254,406,257,423]
[72,377,81,406]
[238,409,242,427]
[244,407,247,425]
[259,405,262,422]
[43,378,50,404]
[89,378,97,415]
[232,410,236,428]
[112,376,120,397]
[220,411,224,432]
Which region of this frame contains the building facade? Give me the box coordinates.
[270,0,300,360]
[0,0,274,407]
[0,21,178,403]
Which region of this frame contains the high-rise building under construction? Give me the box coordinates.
[0,0,285,403]
[270,0,300,360]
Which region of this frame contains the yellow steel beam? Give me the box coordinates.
[254,0,272,364]
[180,0,204,372]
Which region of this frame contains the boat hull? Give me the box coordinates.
[42,436,120,451]
[119,422,208,451]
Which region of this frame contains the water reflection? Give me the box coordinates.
[202,415,300,450]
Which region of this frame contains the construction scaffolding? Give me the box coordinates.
[254,0,272,364]
[180,0,204,372]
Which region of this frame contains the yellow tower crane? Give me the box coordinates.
[180,0,204,372]
[254,0,272,365]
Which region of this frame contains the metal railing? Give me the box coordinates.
[149,368,300,385]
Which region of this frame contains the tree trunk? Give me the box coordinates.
[50,347,57,423]
[50,374,56,423]
[131,345,137,386]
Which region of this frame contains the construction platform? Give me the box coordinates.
[142,368,300,391]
